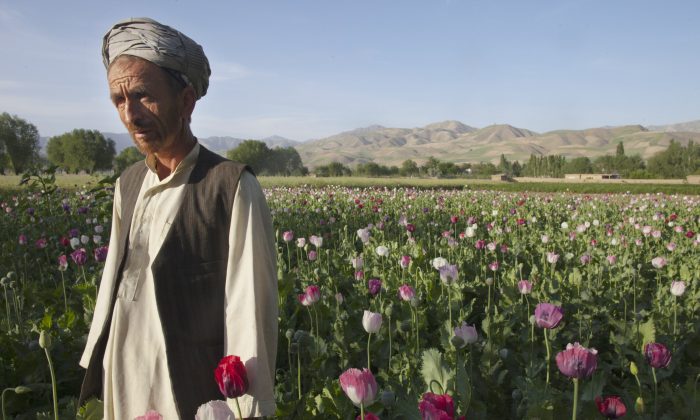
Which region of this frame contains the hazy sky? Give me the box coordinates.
[1,0,698,141]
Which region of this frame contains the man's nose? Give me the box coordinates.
[123,98,144,125]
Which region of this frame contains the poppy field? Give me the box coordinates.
[1,171,699,419]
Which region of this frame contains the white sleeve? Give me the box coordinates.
[224,172,278,417]
[79,178,122,368]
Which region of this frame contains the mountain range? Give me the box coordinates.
[295,119,700,167]
[39,119,700,167]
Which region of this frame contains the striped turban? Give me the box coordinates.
[102,17,211,99]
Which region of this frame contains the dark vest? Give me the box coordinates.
[80,146,251,418]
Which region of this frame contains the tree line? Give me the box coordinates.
[1,112,699,178]
[0,113,308,176]
[311,141,700,179]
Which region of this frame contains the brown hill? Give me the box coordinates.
[295,121,700,168]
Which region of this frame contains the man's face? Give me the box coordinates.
[107,56,186,155]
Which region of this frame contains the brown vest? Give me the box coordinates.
[79,146,251,418]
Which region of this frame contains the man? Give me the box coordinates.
[79,17,278,419]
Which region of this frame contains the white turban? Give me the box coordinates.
[102,17,211,99]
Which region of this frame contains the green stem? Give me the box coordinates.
[448,286,452,329]
[3,287,10,331]
[360,402,365,420]
[367,333,372,371]
[673,298,678,337]
[653,367,658,420]
[388,315,392,369]
[234,396,243,420]
[2,388,8,420]
[572,378,579,420]
[297,346,302,400]
[544,328,551,388]
[44,348,58,420]
[60,271,68,314]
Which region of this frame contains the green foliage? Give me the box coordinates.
[563,157,593,174]
[522,154,567,177]
[46,129,116,173]
[354,162,398,177]
[0,112,41,173]
[399,159,419,177]
[226,140,307,175]
[647,139,700,178]
[421,348,453,394]
[314,161,352,177]
[113,146,143,174]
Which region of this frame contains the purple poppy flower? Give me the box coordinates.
[534,303,564,329]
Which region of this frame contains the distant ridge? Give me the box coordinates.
[37,118,700,166]
[647,119,700,133]
[295,121,700,168]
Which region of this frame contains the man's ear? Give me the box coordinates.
[181,86,197,121]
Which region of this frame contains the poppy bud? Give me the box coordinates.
[214,355,249,399]
[39,330,52,350]
[634,396,644,414]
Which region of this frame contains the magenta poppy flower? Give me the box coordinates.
[555,342,598,379]
[35,238,47,249]
[282,230,294,242]
[356,412,379,420]
[368,278,382,296]
[450,215,459,224]
[419,392,455,419]
[399,255,411,269]
[307,250,317,261]
[70,248,87,266]
[595,395,627,419]
[134,410,163,420]
[94,246,108,262]
[298,285,320,306]
[57,255,68,272]
[339,368,377,407]
[517,280,532,294]
[475,239,485,250]
[644,342,671,369]
[534,303,564,329]
[398,284,415,301]
[488,261,499,271]
[18,234,27,245]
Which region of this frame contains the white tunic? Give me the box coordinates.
[80,144,278,419]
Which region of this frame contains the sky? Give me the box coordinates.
[1,0,699,141]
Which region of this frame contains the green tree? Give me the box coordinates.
[616,141,625,157]
[114,146,144,174]
[46,129,115,173]
[226,140,272,174]
[563,157,593,174]
[0,112,41,173]
[422,156,442,177]
[497,154,512,176]
[268,146,307,176]
[647,139,698,178]
[399,159,419,177]
[314,161,352,177]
